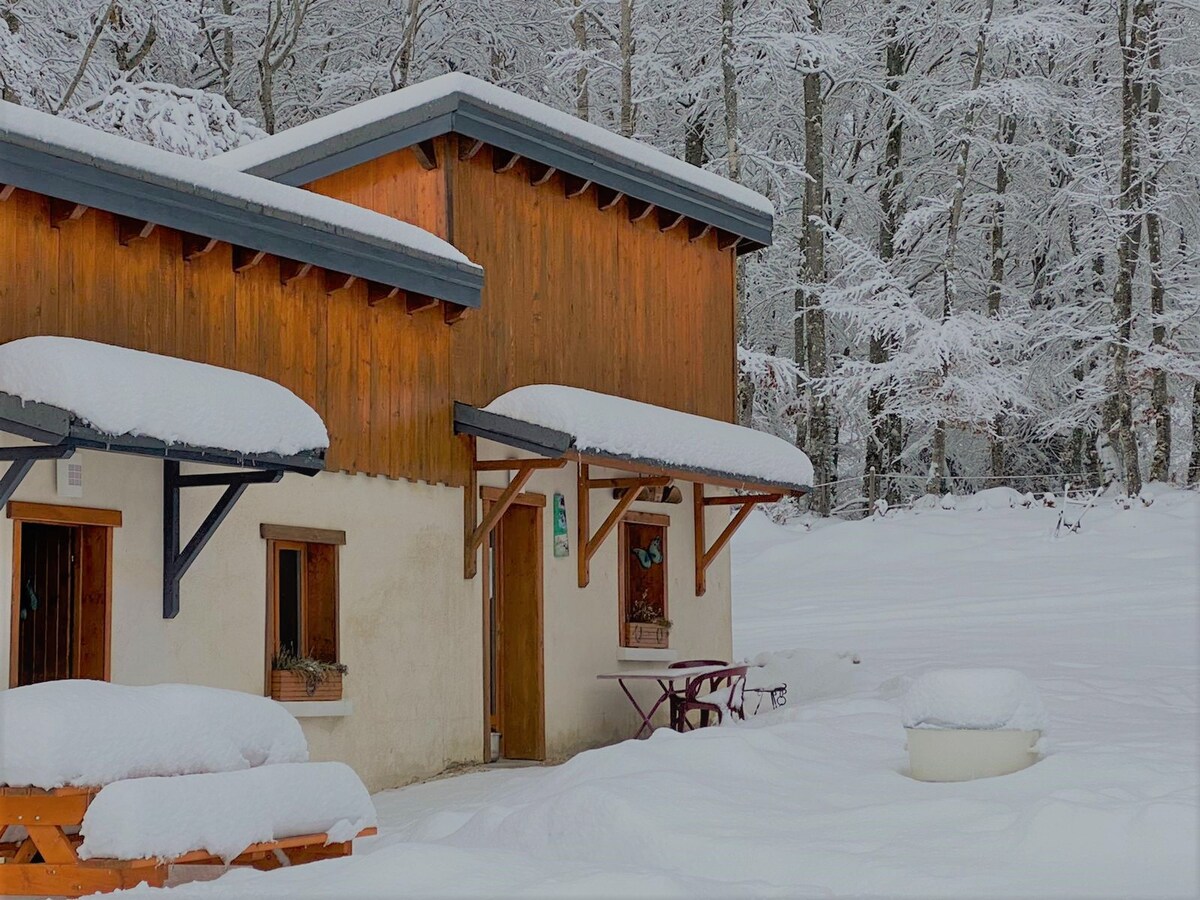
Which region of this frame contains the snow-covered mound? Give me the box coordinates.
[0,680,307,789]
[0,336,328,456]
[901,668,1047,731]
[484,384,814,489]
[78,762,375,863]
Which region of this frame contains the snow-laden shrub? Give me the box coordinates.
[64,81,266,158]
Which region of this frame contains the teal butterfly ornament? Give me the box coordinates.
[632,537,663,569]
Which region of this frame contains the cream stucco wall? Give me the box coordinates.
[1,437,735,786]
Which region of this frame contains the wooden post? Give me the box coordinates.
[577,462,590,589]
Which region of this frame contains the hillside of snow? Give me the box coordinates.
[134,488,1198,898]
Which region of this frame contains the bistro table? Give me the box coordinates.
[597,665,731,739]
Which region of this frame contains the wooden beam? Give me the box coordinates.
[563,174,592,198]
[576,469,671,588]
[48,198,87,227]
[657,208,686,232]
[459,137,485,161]
[577,462,590,589]
[694,485,778,596]
[0,184,15,201]
[688,220,713,243]
[443,301,470,325]
[116,216,155,246]
[182,233,219,261]
[367,282,401,306]
[405,293,438,315]
[232,246,267,272]
[596,186,623,211]
[627,198,654,223]
[493,148,521,173]
[702,493,782,506]
[412,139,438,170]
[464,461,539,578]
[325,271,357,294]
[279,259,314,285]
[717,230,742,252]
[528,162,557,186]
[474,458,568,472]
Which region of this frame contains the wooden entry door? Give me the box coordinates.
[491,501,545,761]
[9,503,117,687]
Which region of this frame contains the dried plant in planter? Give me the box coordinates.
[628,597,671,629]
[272,648,349,696]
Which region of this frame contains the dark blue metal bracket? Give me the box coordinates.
[163,460,283,619]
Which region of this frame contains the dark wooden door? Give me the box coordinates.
[16,523,79,686]
[495,503,544,760]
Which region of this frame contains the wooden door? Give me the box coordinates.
[494,502,545,760]
[14,523,79,686]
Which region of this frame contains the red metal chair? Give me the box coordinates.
[667,660,728,730]
[676,665,748,731]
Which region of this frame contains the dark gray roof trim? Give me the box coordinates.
[0,392,324,474]
[453,402,809,494]
[240,97,773,250]
[0,137,483,308]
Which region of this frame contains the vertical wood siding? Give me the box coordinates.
[0,135,735,488]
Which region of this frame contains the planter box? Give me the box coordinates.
[906,727,1040,782]
[624,622,669,649]
[270,669,343,702]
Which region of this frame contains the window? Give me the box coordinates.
[262,524,345,700]
[618,512,669,649]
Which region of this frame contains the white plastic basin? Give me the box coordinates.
[906,727,1040,782]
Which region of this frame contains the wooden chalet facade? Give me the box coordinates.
[0,76,809,789]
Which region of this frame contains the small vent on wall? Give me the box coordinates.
[56,457,83,498]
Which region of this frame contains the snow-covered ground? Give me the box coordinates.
[134,487,1199,898]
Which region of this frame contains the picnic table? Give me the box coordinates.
[597,665,732,739]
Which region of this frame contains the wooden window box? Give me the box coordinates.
[623,622,669,650]
[270,669,343,702]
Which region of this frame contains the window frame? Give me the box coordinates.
[262,524,344,699]
[617,510,670,648]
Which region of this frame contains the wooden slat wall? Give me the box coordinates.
[0,134,736,489]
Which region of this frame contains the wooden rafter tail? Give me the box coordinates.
[627,198,654,223]
[325,271,357,294]
[442,301,470,325]
[48,197,87,228]
[595,186,623,211]
[563,174,592,199]
[493,148,521,173]
[367,282,401,306]
[232,246,267,272]
[412,139,438,170]
[0,184,16,201]
[693,486,782,596]
[182,233,219,261]
[528,162,557,186]
[656,208,686,233]
[116,215,155,246]
[405,293,438,315]
[279,259,314,285]
[459,137,485,161]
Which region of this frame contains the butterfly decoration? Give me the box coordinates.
[632,537,663,569]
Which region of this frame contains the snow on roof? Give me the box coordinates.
[482,385,813,492]
[0,337,328,457]
[216,73,774,223]
[0,99,477,271]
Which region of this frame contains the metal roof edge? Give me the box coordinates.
[0,136,483,307]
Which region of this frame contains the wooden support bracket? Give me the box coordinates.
[279,259,314,285]
[459,138,486,161]
[657,208,686,233]
[325,271,357,294]
[405,293,438,315]
[0,184,15,201]
[627,198,654,223]
[577,463,671,588]
[563,174,592,198]
[116,216,156,246]
[596,186,623,211]
[464,455,566,578]
[528,162,557,186]
[48,198,87,228]
[717,230,742,252]
[443,301,470,325]
[232,246,267,272]
[493,148,521,173]
[367,283,401,306]
[693,484,782,595]
[688,220,713,243]
[182,233,219,261]
[412,139,438,170]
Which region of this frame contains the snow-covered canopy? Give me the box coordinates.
[216,73,773,243]
[0,680,308,789]
[480,385,813,492]
[0,337,328,459]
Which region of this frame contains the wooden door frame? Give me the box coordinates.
[8,502,120,688]
[480,486,545,761]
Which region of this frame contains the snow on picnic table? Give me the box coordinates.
[130,487,1198,898]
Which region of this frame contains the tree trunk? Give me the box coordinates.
[799,1,831,514]
[571,0,590,121]
[929,0,995,495]
[719,0,739,182]
[1108,0,1146,496]
[987,114,1016,481]
[619,0,635,137]
[392,0,423,90]
[867,0,904,502]
[1145,4,1170,483]
[1189,381,1200,484]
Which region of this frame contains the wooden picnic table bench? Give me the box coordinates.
[0,785,375,897]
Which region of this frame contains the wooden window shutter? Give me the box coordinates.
[304,543,339,664]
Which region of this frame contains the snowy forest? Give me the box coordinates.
[2,0,1198,512]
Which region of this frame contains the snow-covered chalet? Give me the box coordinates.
[0,75,812,789]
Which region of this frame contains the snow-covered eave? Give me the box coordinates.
[216,75,774,252]
[453,402,810,496]
[0,391,324,474]
[0,102,483,308]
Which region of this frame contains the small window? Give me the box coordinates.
[262,525,344,701]
[619,514,669,649]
